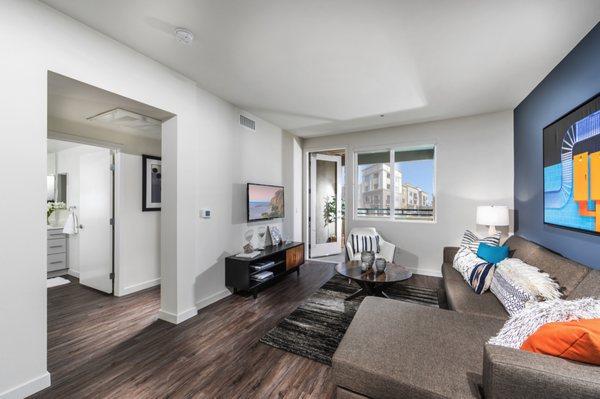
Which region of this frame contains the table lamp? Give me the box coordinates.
[476,205,509,235]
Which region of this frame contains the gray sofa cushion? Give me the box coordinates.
[442,262,508,320]
[332,297,505,399]
[505,236,589,296]
[567,269,600,299]
[503,235,535,260]
[483,344,600,399]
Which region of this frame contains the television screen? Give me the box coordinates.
[247,183,284,221]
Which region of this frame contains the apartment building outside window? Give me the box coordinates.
[355,146,435,221]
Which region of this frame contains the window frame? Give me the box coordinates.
[353,144,437,224]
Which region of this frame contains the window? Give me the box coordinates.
[355,147,435,221]
[356,151,390,217]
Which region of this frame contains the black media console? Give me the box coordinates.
[225,242,305,298]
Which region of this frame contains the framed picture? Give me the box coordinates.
[142,154,162,211]
[543,92,600,235]
[269,225,282,246]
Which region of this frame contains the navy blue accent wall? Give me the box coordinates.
[514,23,600,269]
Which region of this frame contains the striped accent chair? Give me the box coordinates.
[346,227,396,262]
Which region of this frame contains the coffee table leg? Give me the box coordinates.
[344,288,365,301]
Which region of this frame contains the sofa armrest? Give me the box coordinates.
[443,246,459,264]
[483,344,600,399]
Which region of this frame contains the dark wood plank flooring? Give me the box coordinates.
[34,262,441,398]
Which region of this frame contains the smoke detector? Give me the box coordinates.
[174,28,194,45]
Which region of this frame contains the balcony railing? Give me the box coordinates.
[357,207,434,218]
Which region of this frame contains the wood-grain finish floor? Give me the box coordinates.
[34,261,442,398]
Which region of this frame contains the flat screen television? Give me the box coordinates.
[247,183,284,222]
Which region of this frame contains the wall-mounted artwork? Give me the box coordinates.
[142,155,161,211]
[543,93,600,234]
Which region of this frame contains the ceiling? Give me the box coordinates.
[48,72,174,140]
[47,139,82,153]
[42,1,600,137]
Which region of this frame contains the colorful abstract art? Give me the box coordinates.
[544,95,600,234]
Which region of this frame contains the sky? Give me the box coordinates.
[248,184,282,202]
[395,159,434,197]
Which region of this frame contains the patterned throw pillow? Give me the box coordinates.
[490,270,536,315]
[490,258,562,315]
[460,230,501,254]
[453,246,495,294]
[349,234,380,254]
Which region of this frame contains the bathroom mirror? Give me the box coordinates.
[47,173,68,203]
[56,173,67,203]
[47,175,55,201]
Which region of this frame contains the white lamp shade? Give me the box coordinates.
[476,205,509,226]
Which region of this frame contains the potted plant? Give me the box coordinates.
[323,196,338,242]
[47,201,66,225]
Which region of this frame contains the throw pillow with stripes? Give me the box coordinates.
[453,246,495,294]
[461,230,501,254]
[350,234,380,254]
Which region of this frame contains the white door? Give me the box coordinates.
[79,149,113,294]
[310,153,342,257]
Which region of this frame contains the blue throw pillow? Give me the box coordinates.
[477,243,509,264]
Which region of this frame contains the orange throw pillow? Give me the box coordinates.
[521,319,600,365]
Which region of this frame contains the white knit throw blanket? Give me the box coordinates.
[495,258,562,300]
[489,297,600,348]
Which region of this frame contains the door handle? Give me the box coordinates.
[79,224,84,229]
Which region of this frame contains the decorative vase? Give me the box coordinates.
[360,251,375,271]
[374,258,387,273]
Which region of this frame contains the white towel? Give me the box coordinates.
[63,210,79,235]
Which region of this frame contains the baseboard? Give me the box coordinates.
[196,289,231,311]
[117,278,160,297]
[67,269,79,278]
[157,307,197,325]
[407,267,442,278]
[0,371,51,399]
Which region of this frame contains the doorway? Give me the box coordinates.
[46,71,173,298]
[308,149,346,260]
[47,138,115,293]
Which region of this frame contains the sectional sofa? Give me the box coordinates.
[332,235,600,399]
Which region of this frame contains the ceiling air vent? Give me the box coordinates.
[87,108,161,132]
[240,115,256,131]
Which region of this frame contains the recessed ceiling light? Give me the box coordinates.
[174,27,194,45]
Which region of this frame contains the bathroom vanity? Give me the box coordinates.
[48,226,68,277]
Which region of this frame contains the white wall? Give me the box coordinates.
[115,153,161,296]
[192,105,296,310]
[303,111,514,276]
[0,1,300,396]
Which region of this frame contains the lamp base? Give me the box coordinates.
[488,225,497,236]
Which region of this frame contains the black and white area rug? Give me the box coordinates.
[259,273,439,365]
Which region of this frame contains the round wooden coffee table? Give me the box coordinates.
[335,260,412,301]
